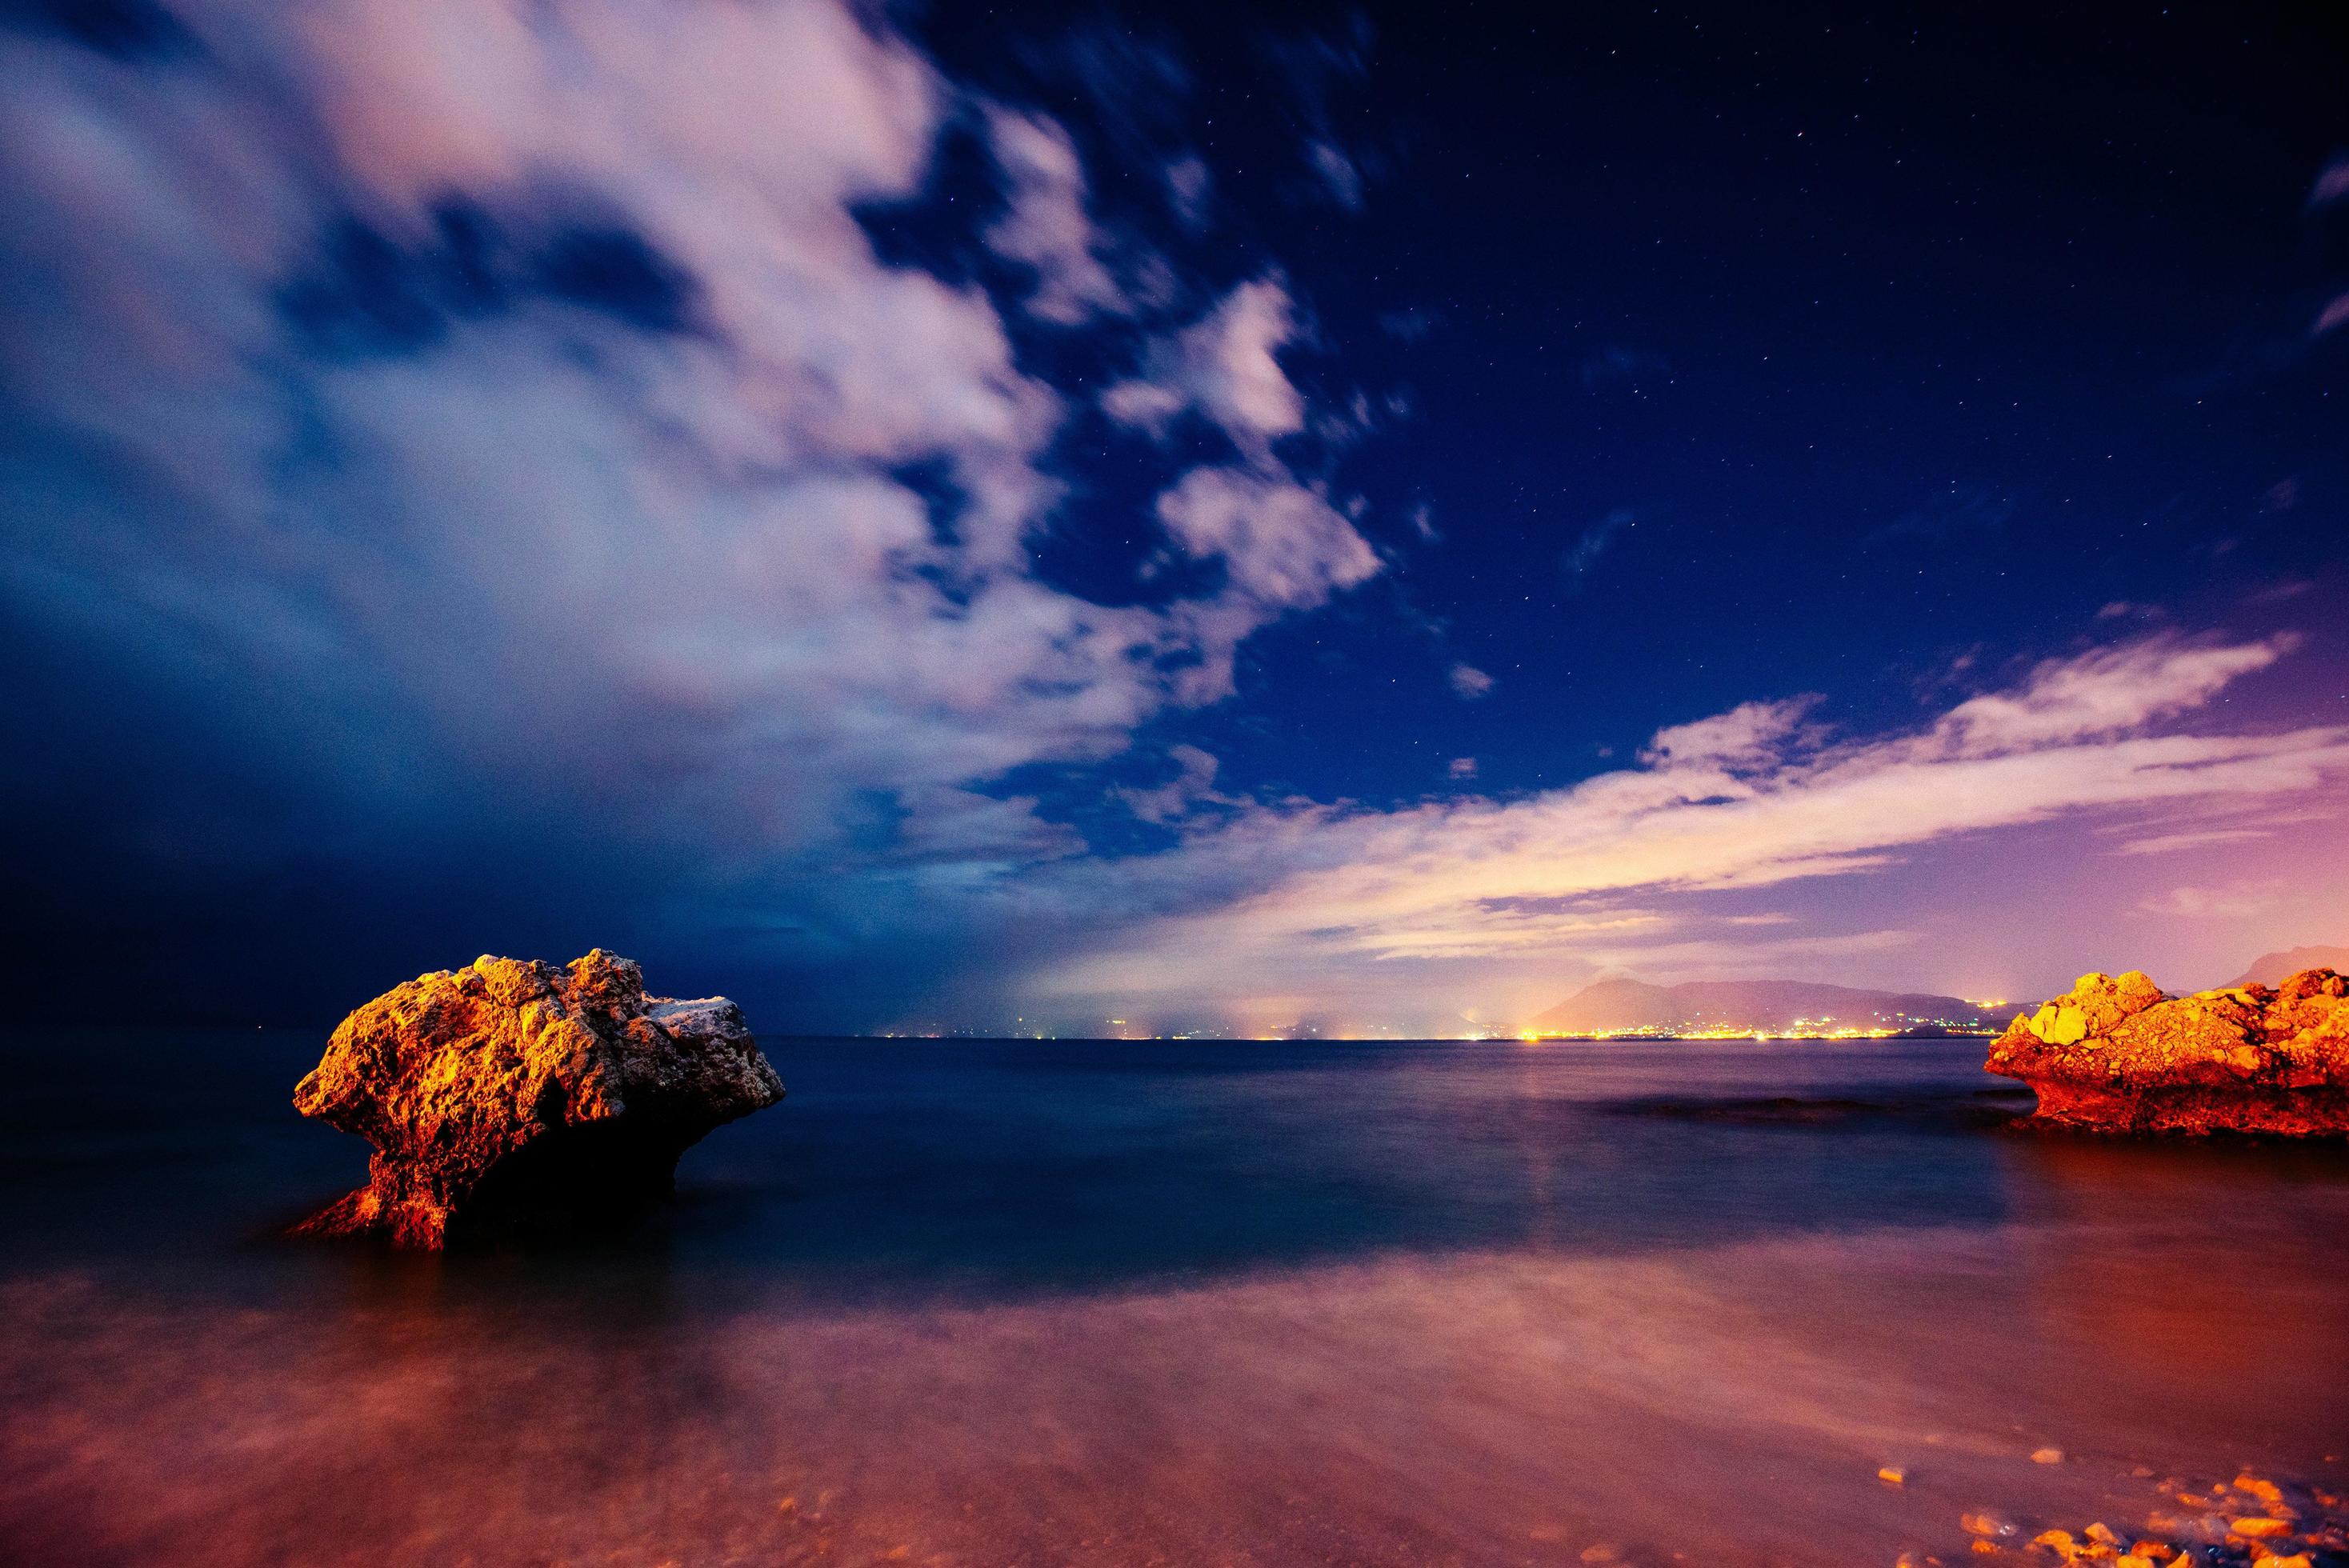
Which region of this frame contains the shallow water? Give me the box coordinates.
[2,1031,2345,1566]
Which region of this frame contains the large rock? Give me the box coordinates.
[292,950,783,1246]
[1986,966,2349,1136]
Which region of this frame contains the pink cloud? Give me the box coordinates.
[1640,696,1819,771]
[1154,467,1379,617]
[1927,634,2297,754]
[1448,664,1495,700]
[2308,155,2349,209]
[1028,634,2349,1023]
[982,106,1128,325]
[1104,278,1307,454]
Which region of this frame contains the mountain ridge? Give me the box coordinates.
[2225,944,2349,989]
[1527,976,2000,1038]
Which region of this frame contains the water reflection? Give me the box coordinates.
[1992,1131,2349,1424]
[3,1032,2347,1565]
[10,1224,2347,1566]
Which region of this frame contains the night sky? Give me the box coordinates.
[4,0,2346,1034]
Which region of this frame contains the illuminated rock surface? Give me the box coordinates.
[1987,967,2349,1136]
[291,950,782,1246]
[1931,1468,2349,1567]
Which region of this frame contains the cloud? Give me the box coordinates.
[1377,308,1434,344]
[1114,744,1227,823]
[1104,277,1307,455]
[2135,880,2285,919]
[2308,154,2349,210]
[2110,827,2275,857]
[1562,508,1635,588]
[1163,154,1212,230]
[1046,22,1193,146]
[1447,663,1495,700]
[2315,292,2349,338]
[1639,697,1822,772]
[1927,634,2296,754]
[1448,757,1478,781]
[982,106,1128,324]
[1027,634,2349,1017]
[1863,482,2015,547]
[1154,468,1379,622]
[0,0,1382,1015]
[2247,578,2317,605]
[1307,141,1362,210]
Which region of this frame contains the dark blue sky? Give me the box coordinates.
[3,0,2345,1033]
[932,0,2347,792]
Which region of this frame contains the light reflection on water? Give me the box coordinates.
[2,1032,2345,1565]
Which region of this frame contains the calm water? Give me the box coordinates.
[3,1031,2346,1566]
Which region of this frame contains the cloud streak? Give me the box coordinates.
[1563,508,1635,588]
[1030,634,2348,1023]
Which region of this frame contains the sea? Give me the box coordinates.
[3,1030,2345,1566]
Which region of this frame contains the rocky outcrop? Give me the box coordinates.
[292,950,783,1246]
[1986,967,2349,1136]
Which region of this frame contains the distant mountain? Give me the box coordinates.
[1527,977,2001,1038]
[2225,945,2349,989]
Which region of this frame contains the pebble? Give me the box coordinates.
[1939,1464,2348,1567]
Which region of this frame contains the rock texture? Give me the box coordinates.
[1986,967,2349,1136]
[292,950,783,1246]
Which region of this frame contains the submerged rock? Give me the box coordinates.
[1986,967,2349,1136]
[292,950,783,1246]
